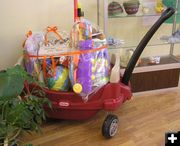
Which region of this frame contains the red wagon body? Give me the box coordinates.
[30,82,132,120]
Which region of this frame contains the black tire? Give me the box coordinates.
[102,114,119,139]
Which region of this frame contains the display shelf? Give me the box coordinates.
[109,40,180,49]
[120,55,180,92]
[177,55,180,61]
[107,19,178,49]
[138,55,179,67]
[102,0,180,92]
[120,55,180,74]
[109,13,161,19]
[109,12,180,19]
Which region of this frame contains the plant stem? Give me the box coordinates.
[3,137,8,146]
[2,101,8,119]
[2,129,21,146]
[17,95,22,101]
[9,128,21,142]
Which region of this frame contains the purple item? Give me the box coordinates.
[92,48,110,87]
[23,50,35,75]
[77,40,93,94]
[79,40,93,50]
[25,59,34,75]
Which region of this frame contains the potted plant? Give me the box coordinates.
[0,65,51,146]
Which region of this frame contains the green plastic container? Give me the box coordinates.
[163,0,180,23]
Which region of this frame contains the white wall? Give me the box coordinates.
[0,0,74,70]
[0,0,179,70]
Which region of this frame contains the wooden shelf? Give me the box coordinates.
[130,68,180,92]
[126,55,180,92]
[177,55,180,61]
[137,55,179,67]
[120,55,180,74]
[119,55,180,92]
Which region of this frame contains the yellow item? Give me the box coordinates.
[155,0,164,13]
[91,75,95,80]
[78,2,81,9]
[91,59,95,64]
[51,67,69,91]
[73,83,83,94]
[92,67,96,72]
[105,60,109,67]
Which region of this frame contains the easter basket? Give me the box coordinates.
[23,22,110,101]
[23,26,71,91]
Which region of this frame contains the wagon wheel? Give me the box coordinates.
[102,114,119,139]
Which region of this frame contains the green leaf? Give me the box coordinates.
[6,65,45,86]
[6,104,33,127]
[0,65,50,143]
[0,72,24,98]
[25,144,33,146]
[0,121,7,137]
[6,65,30,81]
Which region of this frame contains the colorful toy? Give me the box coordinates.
[70,13,94,95]
[92,34,110,87]
[24,32,44,77]
[69,56,76,87]
[69,13,110,96]
[47,65,70,91]
[91,48,110,87]
[76,39,93,94]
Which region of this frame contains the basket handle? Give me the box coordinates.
[45,26,64,45]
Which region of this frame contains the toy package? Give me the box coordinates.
[23,19,110,101]
[23,31,44,77]
[69,17,110,100]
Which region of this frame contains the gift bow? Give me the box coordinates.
[46,26,58,33]
[22,30,33,47]
[45,26,64,45]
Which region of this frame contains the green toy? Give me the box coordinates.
[163,0,180,23]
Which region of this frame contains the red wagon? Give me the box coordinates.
[28,7,174,138]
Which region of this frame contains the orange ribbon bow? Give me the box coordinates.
[45,26,64,45]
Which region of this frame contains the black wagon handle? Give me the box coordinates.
[161,7,176,21]
[121,7,175,85]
